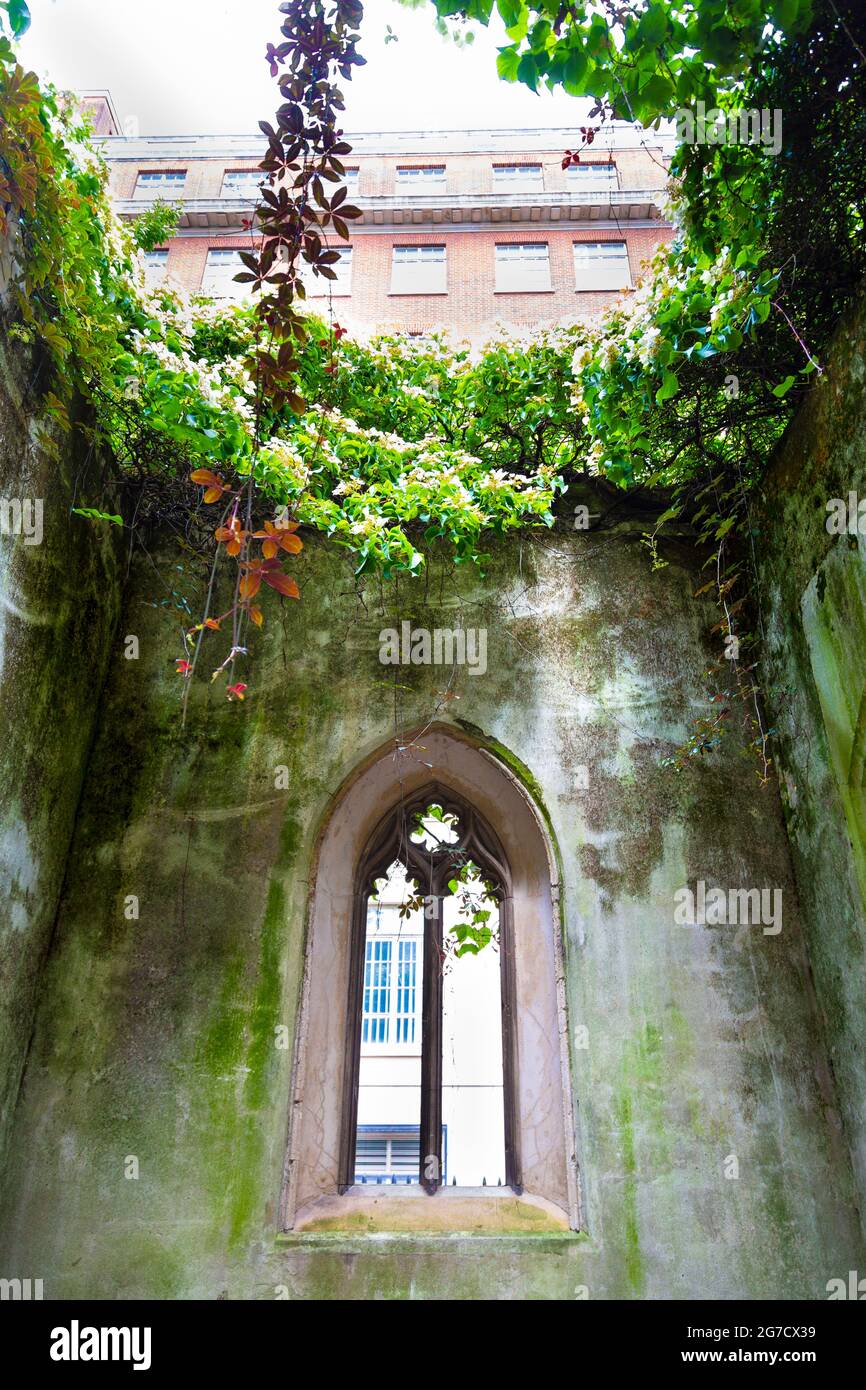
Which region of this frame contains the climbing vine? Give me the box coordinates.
[411,0,865,778]
[1,0,864,765]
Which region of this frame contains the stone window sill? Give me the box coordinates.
[287,1187,573,1236]
[276,1231,587,1255]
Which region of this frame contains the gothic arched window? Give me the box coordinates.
[339,786,520,1194]
[283,727,578,1232]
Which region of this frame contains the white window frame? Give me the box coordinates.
[566,162,619,193]
[573,239,631,291]
[493,164,544,194]
[342,168,360,196]
[495,242,552,293]
[134,170,186,199]
[395,166,446,194]
[307,246,353,297]
[142,249,168,289]
[221,169,264,198]
[201,248,248,300]
[390,244,447,295]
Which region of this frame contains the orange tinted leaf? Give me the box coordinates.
[240,572,262,599]
[264,571,300,598]
[190,469,224,487]
[279,533,303,554]
[203,486,224,503]
[262,538,278,559]
[249,605,264,628]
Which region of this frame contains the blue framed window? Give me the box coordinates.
[362,939,392,1044]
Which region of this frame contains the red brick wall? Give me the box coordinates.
[110,141,668,199]
[115,141,672,335]
[159,225,672,335]
[109,158,265,201]
[79,95,118,136]
[350,146,667,197]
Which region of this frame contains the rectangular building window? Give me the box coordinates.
[566,162,619,192]
[343,168,360,195]
[362,939,392,1044]
[493,164,543,194]
[134,170,186,199]
[221,169,264,197]
[573,240,631,291]
[307,246,352,296]
[390,244,447,295]
[142,249,168,289]
[396,166,446,193]
[395,940,418,1045]
[495,242,551,293]
[201,248,247,299]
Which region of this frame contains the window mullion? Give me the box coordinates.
[419,868,442,1192]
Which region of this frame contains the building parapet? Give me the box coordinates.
[97,122,675,162]
[115,187,668,232]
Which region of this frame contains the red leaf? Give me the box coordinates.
[264,571,300,598]
[239,572,262,600]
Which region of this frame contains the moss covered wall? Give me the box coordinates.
[757,299,866,1235]
[0,480,862,1298]
[0,324,122,1178]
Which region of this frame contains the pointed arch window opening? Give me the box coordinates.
[341,786,521,1195]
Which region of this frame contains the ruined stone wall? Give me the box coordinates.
[757,299,866,1237]
[0,323,122,1179]
[0,472,861,1297]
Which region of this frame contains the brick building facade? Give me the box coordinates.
[86,94,674,339]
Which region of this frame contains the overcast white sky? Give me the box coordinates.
[19,0,592,135]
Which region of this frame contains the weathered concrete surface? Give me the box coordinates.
[0,326,122,1177]
[757,299,866,1237]
[0,496,861,1298]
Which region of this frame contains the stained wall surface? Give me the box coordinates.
[1,464,862,1296]
[757,300,866,1238]
[0,321,121,1177]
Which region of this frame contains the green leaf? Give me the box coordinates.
[562,46,587,95]
[770,375,796,397]
[496,0,524,32]
[72,507,123,527]
[636,4,669,47]
[655,370,680,403]
[496,45,521,82]
[516,51,539,89]
[637,73,675,114]
[4,0,31,37]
